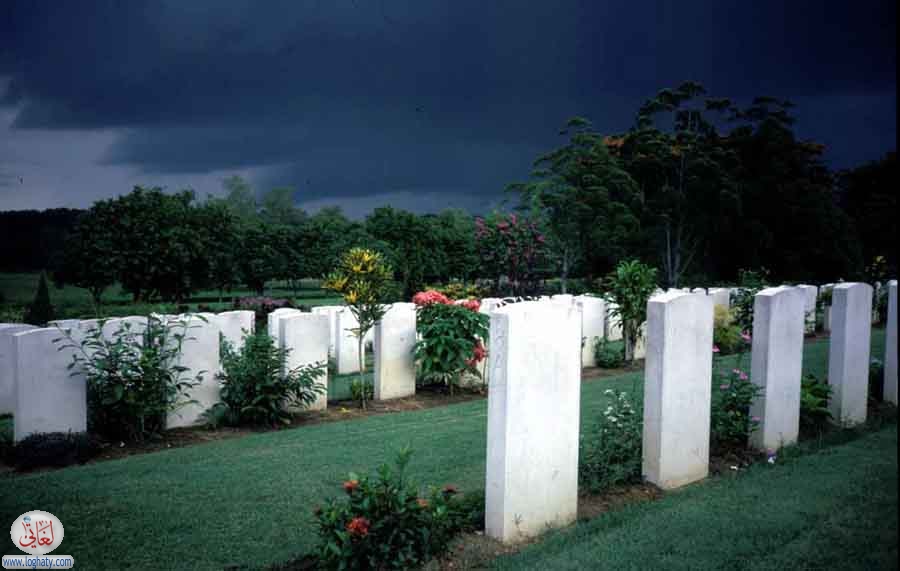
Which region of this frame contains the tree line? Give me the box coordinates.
[1,82,895,302]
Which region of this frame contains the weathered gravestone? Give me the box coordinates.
[13,328,87,441]
[280,313,330,411]
[374,303,417,400]
[485,302,581,543]
[827,283,872,425]
[642,292,713,489]
[885,280,898,405]
[0,324,38,415]
[749,286,805,451]
[576,296,606,368]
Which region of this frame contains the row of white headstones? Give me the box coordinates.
[0,281,896,542]
[481,280,897,543]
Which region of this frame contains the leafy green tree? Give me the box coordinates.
[511,118,642,291]
[474,211,547,296]
[260,187,306,226]
[194,200,242,302]
[837,152,896,277]
[297,207,366,279]
[365,207,429,299]
[429,210,479,283]
[602,260,658,363]
[55,203,119,308]
[611,82,738,287]
[220,175,259,223]
[23,272,55,326]
[237,223,281,295]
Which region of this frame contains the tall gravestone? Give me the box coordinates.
[13,328,87,441]
[267,308,303,348]
[576,296,605,368]
[281,313,330,411]
[885,280,898,405]
[335,308,361,375]
[749,286,805,451]
[374,303,417,400]
[642,292,713,489]
[0,324,38,414]
[485,302,581,543]
[166,315,221,429]
[827,283,872,424]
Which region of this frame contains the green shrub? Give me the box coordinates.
[58,316,200,441]
[207,330,326,427]
[730,268,769,333]
[593,338,624,369]
[23,272,55,326]
[413,292,489,393]
[800,374,832,434]
[710,367,762,450]
[349,378,374,405]
[713,306,744,355]
[580,389,643,493]
[11,431,99,470]
[601,260,658,363]
[313,447,475,570]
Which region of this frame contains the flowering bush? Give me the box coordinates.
[312,447,477,570]
[713,306,746,355]
[474,212,546,296]
[413,290,489,393]
[580,389,643,493]
[710,367,763,450]
[430,281,488,301]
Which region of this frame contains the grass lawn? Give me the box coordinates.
[0,272,343,320]
[494,424,898,570]
[0,331,890,570]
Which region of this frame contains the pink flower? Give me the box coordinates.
[739,372,749,381]
[751,416,761,423]
[412,290,452,306]
[741,331,752,342]
[719,383,729,390]
[712,345,720,353]
[460,298,481,312]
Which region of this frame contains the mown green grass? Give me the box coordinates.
[494,425,898,570]
[0,331,888,570]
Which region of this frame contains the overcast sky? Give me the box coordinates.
[1,1,895,216]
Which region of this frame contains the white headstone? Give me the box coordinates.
[13,328,87,441]
[312,306,342,357]
[576,296,606,368]
[213,310,255,352]
[642,292,713,489]
[749,286,805,451]
[550,294,574,305]
[827,283,873,424]
[485,302,581,543]
[796,285,818,334]
[335,308,361,375]
[0,324,38,414]
[166,315,221,429]
[885,280,898,405]
[267,308,303,349]
[280,313,329,411]
[707,288,731,309]
[374,303,417,400]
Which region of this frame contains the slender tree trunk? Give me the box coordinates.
[357,333,367,410]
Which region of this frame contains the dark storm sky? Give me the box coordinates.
[0,1,896,216]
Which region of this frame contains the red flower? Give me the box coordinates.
[343,480,359,494]
[413,290,452,306]
[465,341,487,366]
[461,298,480,312]
[442,484,459,495]
[416,498,430,508]
[346,516,370,538]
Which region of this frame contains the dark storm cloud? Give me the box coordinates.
[0,0,895,210]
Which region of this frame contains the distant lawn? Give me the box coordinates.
[0,331,888,570]
[494,425,898,570]
[0,272,342,319]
